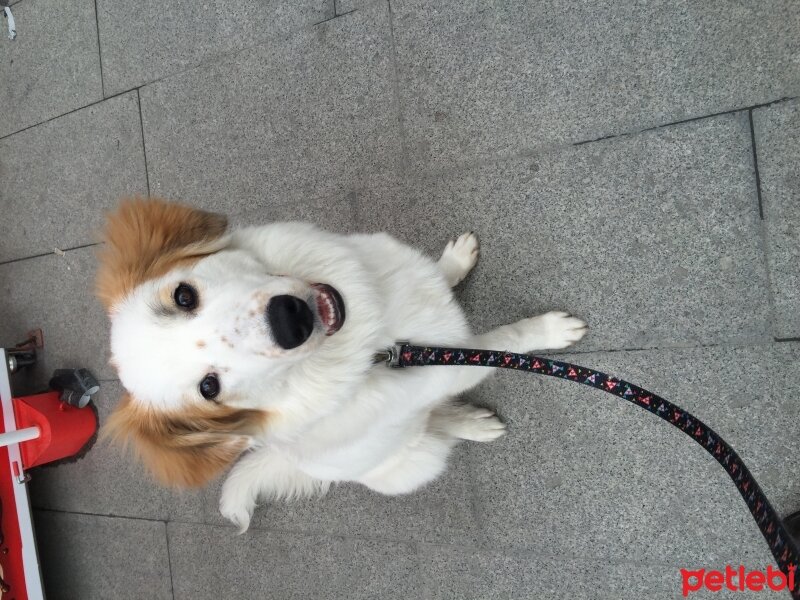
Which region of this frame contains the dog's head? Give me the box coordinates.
[97,199,353,487]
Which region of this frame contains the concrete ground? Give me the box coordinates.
[1,0,799,598]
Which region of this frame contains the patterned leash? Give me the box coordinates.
[382,343,800,598]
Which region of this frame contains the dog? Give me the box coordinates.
[96,198,587,531]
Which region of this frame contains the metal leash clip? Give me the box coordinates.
[373,342,408,368]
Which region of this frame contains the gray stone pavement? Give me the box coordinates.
[1,1,798,598]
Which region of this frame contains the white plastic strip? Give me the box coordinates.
[3,7,15,41]
[0,427,39,448]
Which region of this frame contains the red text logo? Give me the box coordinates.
[681,565,796,596]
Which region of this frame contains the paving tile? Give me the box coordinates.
[752,99,800,338]
[356,114,768,351]
[33,510,172,600]
[0,0,102,138]
[97,0,333,95]
[0,92,147,262]
[140,2,401,213]
[391,0,800,171]
[0,246,112,383]
[418,545,786,600]
[169,444,478,545]
[168,522,422,599]
[467,343,800,565]
[29,381,173,520]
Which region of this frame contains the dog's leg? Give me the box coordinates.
[358,402,505,495]
[438,232,479,287]
[358,430,456,495]
[448,311,588,395]
[219,448,328,533]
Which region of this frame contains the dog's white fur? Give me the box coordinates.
[110,222,587,531]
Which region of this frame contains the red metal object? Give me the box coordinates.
[13,391,97,469]
[0,342,100,600]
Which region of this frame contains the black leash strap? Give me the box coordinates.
[389,344,800,598]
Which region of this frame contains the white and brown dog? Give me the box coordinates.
[97,198,587,531]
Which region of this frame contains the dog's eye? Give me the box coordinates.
[174,283,198,310]
[199,374,220,400]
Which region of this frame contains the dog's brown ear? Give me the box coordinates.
[96,198,229,310]
[103,394,268,488]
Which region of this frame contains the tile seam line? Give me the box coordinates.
[34,507,466,550]
[166,516,437,546]
[749,108,778,340]
[545,337,787,356]
[32,506,167,524]
[0,242,101,266]
[421,539,671,566]
[747,109,765,220]
[93,0,105,98]
[574,96,797,147]
[0,87,138,142]
[380,96,800,181]
[136,89,152,197]
[165,522,176,600]
[90,510,742,572]
[314,7,356,25]
[423,540,761,571]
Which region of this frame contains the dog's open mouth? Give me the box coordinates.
[312,283,346,336]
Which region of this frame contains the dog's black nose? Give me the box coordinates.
[266,295,314,350]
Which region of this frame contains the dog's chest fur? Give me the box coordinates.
[237,229,473,479]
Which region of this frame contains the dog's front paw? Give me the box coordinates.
[445,232,479,270]
[439,232,480,286]
[219,485,256,534]
[520,311,588,351]
[451,406,507,442]
[537,311,588,349]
